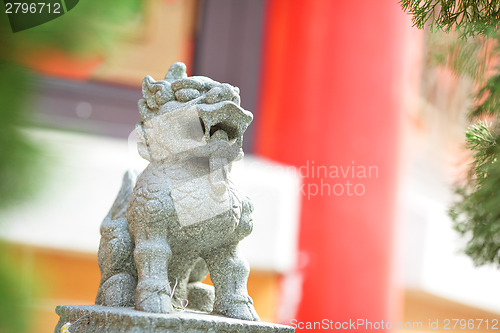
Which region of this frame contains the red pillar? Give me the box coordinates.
[256,0,417,330]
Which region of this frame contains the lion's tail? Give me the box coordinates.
[106,170,138,220]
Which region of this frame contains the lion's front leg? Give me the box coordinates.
[133,231,173,313]
[203,243,259,321]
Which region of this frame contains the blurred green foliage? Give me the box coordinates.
[0,60,39,209]
[14,0,143,55]
[0,1,142,331]
[0,0,142,207]
[0,245,34,333]
[424,31,491,82]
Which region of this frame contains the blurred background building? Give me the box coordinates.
[1,0,500,332]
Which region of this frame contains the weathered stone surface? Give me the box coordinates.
[54,305,294,333]
[93,63,259,321]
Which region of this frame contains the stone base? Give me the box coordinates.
[55,305,295,333]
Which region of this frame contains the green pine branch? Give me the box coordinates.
[400,0,500,38]
[464,121,498,181]
[401,1,500,266]
[449,121,500,265]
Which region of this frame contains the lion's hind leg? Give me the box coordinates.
[95,216,137,307]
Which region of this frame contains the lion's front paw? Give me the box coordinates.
[135,280,173,313]
[213,295,260,321]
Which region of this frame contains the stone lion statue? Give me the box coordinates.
[95,62,259,321]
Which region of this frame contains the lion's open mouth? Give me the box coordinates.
[197,100,253,147]
[199,118,239,142]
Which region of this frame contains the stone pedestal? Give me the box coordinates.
[55,305,295,333]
